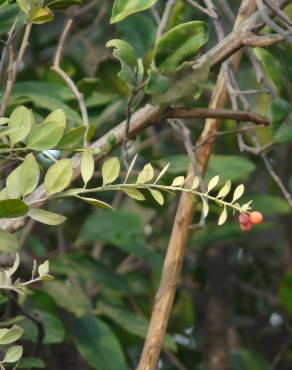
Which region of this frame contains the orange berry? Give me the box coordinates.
[249,211,264,225]
[239,213,249,225]
[240,222,252,232]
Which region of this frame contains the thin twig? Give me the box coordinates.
[255,0,292,43]
[186,0,219,19]
[156,0,176,40]
[51,18,89,145]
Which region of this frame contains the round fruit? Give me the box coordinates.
[240,222,252,232]
[239,213,250,225]
[249,211,264,225]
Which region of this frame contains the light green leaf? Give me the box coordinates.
[6,253,20,277]
[202,197,209,218]
[232,184,244,203]
[0,199,28,218]
[29,6,54,24]
[57,126,86,149]
[0,325,23,345]
[102,157,120,185]
[106,39,138,85]
[216,180,231,199]
[155,163,170,183]
[218,206,227,226]
[44,159,73,195]
[76,196,114,210]
[136,163,154,184]
[122,187,145,201]
[44,108,66,127]
[110,0,158,24]
[149,189,164,205]
[27,121,64,151]
[0,229,19,253]
[18,357,45,368]
[16,0,31,13]
[171,176,184,187]
[28,208,67,225]
[72,316,127,370]
[207,175,219,193]
[154,21,209,72]
[20,154,40,197]
[8,106,32,145]
[38,260,49,277]
[6,165,22,199]
[124,154,138,183]
[0,117,9,125]
[145,68,170,95]
[3,345,23,363]
[191,176,200,190]
[81,151,94,185]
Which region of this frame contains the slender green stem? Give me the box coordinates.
[53,182,246,214]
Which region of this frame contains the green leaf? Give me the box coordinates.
[154,21,209,72]
[27,121,64,151]
[6,165,22,199]
[152,60,210,106]
[122,187,145,201]
[20,310,65,345]
[72,316,127,370]
[20,154,40,197]
[8,106,32,145]
[57,126,86,149]
[0,199,28,218]
[16,0,31,13]
[232,184,244,203]
[75,196,114,210]
[44,108,66,127]
[42,280,92,317]
[253,47,287,96]
[216,180,231,199]
[279,274,292,315]
[171,176,184,187]
[273,124,292,143]
[231,349,270,370]
[78,210,162,266]
[145,68,170,95]
[268,98,291,133]
[0,229,19,253]
[106,39,138,85]
[116,13,156,57]
[202,197,209,218]
[218,206,227,226]
[110,0,158,24]
[149,189,164,205]
[81,151,94,185]
[29,6,54,24]
[136,163,154,184]
[0,325,23,345]
[44,159,73,195]
[97,302,176,350]
[207,175,219,193]
[28,208,67,225]
[2,345,23,363]
[47,0,83,10]
[102,157,120,185]
[247,194,290,215]
[18,357,45,368]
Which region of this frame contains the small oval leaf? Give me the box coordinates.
[102,157,120,185]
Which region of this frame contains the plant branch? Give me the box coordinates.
[51,18,89,144]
